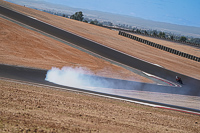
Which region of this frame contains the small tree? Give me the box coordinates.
[159,32,163,37]
[70,11,84,21]
[136,29,141,33]
[90,21,95,24]
[83,20,88,23]
[90,19,98,25]
[180,36,187,42]
[153,31,157,36]
[159,32,165,38]
[144,30,148,35]
[162,32,165,38]
[170,35,174,40]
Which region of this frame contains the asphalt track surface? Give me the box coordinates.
[0,64,193,95]
[0,6,200,114]
[1,64,200,114]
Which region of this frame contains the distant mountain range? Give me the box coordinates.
[5,0,200,38]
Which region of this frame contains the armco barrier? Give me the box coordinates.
[175,50,179,55]
[119,31,200,62]
[186,54,190,59]
[170,49,174,53]
[188,55,192,59]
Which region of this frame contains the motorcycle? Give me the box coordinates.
[176,77,183,84]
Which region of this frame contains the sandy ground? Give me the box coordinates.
[0,1,200,132]
[1,79,200,133]
[0,0,199,80]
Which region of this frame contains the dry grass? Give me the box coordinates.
[1,79,200,133]
[0,0,199,80]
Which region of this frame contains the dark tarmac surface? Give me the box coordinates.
[0,64,199,96]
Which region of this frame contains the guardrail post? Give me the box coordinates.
[124,33,126,37]
[173,50,177,54]
[127,34,129,38]
[170,48,173,53]
[191,55,194,60]
[182,52,184,57]
[149,41,152,46]
[194,56,198,61]
[182,53,186,57]
[185,54,188,58]
[158,44,160,49]
[177,51,180,55]
[146,41,149,45]
[142,39,145,43]
[162,46,166,51]
[176,50,180,55]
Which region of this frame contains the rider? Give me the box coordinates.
[176,76,182,84]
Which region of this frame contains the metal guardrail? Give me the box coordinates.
[103,26,200,48]
[119,31,200,62]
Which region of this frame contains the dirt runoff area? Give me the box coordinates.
[1,79,200,133]
[0,1,200,133]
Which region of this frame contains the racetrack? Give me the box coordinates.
[0,5,199,90]
[1,64,200,114]
[0,5,200,114]
[0,64,198,96]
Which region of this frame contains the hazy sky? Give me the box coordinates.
[44,0,200,27]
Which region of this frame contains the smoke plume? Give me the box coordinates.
[45,66,97,88]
